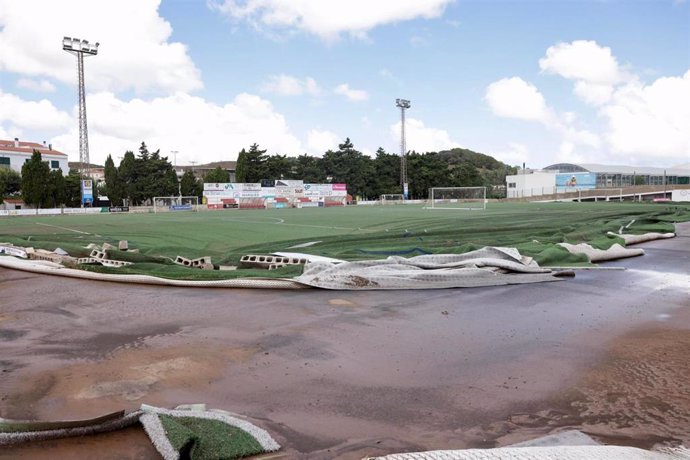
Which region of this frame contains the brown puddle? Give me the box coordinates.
[2,342,259,421]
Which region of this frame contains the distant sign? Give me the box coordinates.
[109,206,130,213]
[81,180,93,205]
[556,172,596,191]
[170,204,193,211]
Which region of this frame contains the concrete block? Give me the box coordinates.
[174,255,192,267]
[191,256,212,267]
[90,249,107,260]
[118,240,129,251]
[200,262,214,270]
[102,242,115,251]
[240,254,308,269]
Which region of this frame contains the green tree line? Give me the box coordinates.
[5,139,517,207]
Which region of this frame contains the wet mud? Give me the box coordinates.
[0,223,688,458]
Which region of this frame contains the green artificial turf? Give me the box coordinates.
[158,415,265,460]
[1,202,689,279]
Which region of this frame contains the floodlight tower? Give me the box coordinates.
[62,37,99,178]
[396,98,411,198]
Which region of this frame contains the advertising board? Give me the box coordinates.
[556,172,596,191]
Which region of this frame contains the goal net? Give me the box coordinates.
[380,194,405,204]
[427,187,487,210]
[153,196,199,213]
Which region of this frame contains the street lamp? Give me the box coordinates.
[62,37,99,179]
[171,150,181,198]
[395,98,411,199]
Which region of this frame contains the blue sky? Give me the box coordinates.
[0,0,688,169]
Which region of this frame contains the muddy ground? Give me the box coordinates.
[1,223,688,459]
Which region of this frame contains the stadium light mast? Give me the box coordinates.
[396,98,411,199]
[62,36,99,179]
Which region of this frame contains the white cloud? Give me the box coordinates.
[16,78,56,93]
[306,129,340,154]
[0,0,202,94]
[539,40,632,106]
[0,90,72,132]
[493,142,529,166]
[45,91,303,165]
[540,40,625,85]
[601,70,690,160]
[573,81,614,106]
[210,0,454,40]
[485,76,600,154]
[334,83,368,101]
[261,74,321,96]
[390,117,460,152]
[485,77,553,123]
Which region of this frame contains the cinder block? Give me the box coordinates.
[174,255,192,267]
[118,240,129,250]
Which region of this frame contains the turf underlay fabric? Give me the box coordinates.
[0,404,281,460]
[295,247,563,290]
[366,445,690,460]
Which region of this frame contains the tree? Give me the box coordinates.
[103,155,125,205]
[237,143,267,183]
[322,138,375,199]
[180,170,202,197]
[21,150,51,207]
[204,167,230,183]
[118,151,137,205]
[293,154,324,183]
[0,168,21,204]
[63,170,82,207]
[45,169,66,207]
[372,147,400,197]
[263,154,292,181]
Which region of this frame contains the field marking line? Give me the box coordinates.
[221,216,376,232]
[35,222,91,235]
[222,217,285,224]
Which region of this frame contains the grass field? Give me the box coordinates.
[2,202,689,279]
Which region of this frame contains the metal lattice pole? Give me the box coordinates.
[396,99,411,198]
[76,52,89,177]
[63,37,99,179]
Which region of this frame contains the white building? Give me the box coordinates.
[506,163,690,198]
[0,138,69,175]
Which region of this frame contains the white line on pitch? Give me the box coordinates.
[35,222,91,234]
[221,217,374,232]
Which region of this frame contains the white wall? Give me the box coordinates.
[506,172,556,198]
[672,189,690,202]
[0,151,69,176]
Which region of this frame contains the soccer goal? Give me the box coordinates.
[380,194,405,205]
[153,196,199,213]
[426,187,487,210]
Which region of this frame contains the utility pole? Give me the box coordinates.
[62,37,99,179]
[396,98,411,199]
[171,150,181,199]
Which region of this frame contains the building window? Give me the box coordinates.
[508,182,516,188]
[0,157,9,167]
[51,160,60,169]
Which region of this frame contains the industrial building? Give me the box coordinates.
[506,163,690,198]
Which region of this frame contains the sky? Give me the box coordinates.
[0,0,689,169]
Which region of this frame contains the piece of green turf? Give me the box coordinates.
[158,415,265,460]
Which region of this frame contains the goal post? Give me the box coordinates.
[153,196,199,213]
[380,194,405,204]
[426,187,487,210]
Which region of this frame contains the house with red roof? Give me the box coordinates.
[0,138,69,175]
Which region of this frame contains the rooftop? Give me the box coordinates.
[0,139,68,157]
